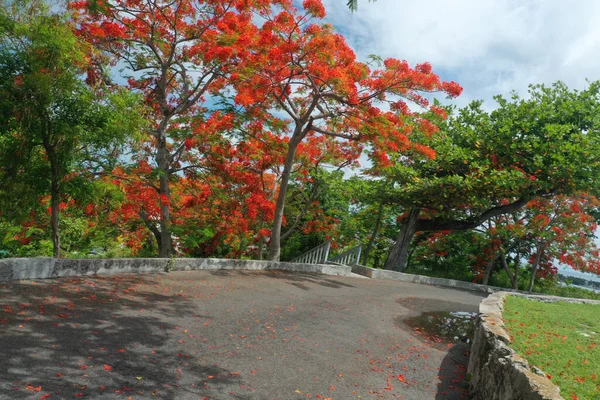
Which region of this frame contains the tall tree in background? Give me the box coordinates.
[236,0,461,260]
[411,193,600,290]
[0,0,141,257]
[503,194,600,291]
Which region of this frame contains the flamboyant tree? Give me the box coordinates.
[478,194,600,290]
[235,0,461,260]
[178,124,283,258]
[503,194,600,291]
[70,0,261,256]
[105,127,346,258]
[406,193,600,290]
[379,82,600,272]
[100,109,277,257]
[177,124,351,258]
[0,0,141,257]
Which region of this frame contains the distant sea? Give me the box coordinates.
[558,281,600,293]
[558,267,600,283]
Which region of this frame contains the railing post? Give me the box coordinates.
[323,241,331,263]
[354,245,362,265]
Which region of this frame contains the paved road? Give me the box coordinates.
[0,270,485,399]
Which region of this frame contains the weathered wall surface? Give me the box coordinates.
[468,292,599,400]
[0,257,352,282]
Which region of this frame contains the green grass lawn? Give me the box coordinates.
[503,296,599,400]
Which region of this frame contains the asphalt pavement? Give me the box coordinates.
[0,270,485,399]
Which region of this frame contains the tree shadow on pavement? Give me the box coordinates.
[208,269,356,291]
[0,275,246,400]
[261,270,356,291]
[435,342,471,399]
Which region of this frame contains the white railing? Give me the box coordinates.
[290,241,331,264]
[329,245,362,266]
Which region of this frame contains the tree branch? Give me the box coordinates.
[309,124,361,140]
[415,197,530,231]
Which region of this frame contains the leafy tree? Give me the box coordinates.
[0,0,142,257]
[378,82,600,272]
[406,230,482,282]
[323,176,399,266]
[280,168,351,261]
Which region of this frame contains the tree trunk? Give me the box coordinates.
[406,245,417,270]
[45,145,61,258]
[513,250,520,289]
[384,208,420,271]
[258,236,265,260]
[139,210,162,253]
[238,237,245,259]
[50,173,61,258]
[528,246,543,292]
[363,203,384,266]
[156,139,173,258]
[481,253,498,286]
[499,247,517,289]
[257,220,265,260]
[267,137,300,261]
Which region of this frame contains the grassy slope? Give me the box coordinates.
[503,296,599,400]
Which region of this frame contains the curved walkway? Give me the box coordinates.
[0,270,485,399]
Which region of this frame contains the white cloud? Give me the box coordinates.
[322,0,600,107]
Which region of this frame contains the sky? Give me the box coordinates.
[321,0,600,109]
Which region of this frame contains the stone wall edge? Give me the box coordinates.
[0,257,353,282]
[467,291,570,400]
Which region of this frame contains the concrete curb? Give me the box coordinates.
[0,257,353,282]
[467,292,600,400]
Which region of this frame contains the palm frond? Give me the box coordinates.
[346,0,359,12]
[347,0,376,12]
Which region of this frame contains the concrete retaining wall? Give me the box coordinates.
[350,265,574,296]
[351,265,496,293]
[0,257,352,282]
[468,292,599,400]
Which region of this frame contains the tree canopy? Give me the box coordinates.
[377,82,600,272]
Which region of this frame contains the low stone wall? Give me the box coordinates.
[0,257,352,282]
[351,265,495,293]
[468,292,600,400]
